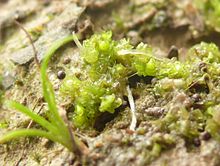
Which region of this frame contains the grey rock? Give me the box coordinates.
[2,71,15,89]
[10,3,85,65]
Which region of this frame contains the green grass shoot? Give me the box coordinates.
[0,35,80,153]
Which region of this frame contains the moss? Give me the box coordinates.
[0,120,8,129]
[205,105,220,141]
[188,42,220,63]
[152,42,220,142]
[156,107,206,139]
[194,0,220,31]
[143,133,175,164]
[61,32,128,128]
[61,31,190,128]
[60,32,220,132]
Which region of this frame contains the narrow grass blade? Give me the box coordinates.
[0,129,57,144]
[6,100,58,134]
[40,35,73,127]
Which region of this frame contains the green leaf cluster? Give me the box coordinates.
[61,32,128,128]
[61,31,191,128]
[61,31,220,130]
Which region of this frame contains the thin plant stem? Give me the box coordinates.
[14,20,40,69]
[126,85,137,131]
[72,32,82,49]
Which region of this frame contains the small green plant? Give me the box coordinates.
[0,35,82,154]
[61,31,192,128]
[61,32,128,128]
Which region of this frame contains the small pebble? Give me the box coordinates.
[191,94,201,102]
[144,107,165,117]
[57,70,66,80]
[151,78,158,85]
[167,45,179,59]
[201,131,211,141]
[63,58,71,65]
[133,93,140,100]
[94,141,104,148]
[126,129,135,135]
[137,128,146,135]
[193,138,201,147]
